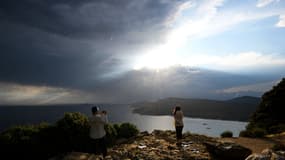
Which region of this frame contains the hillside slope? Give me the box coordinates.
[247,78,285,134]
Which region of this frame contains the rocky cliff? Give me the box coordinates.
[50,130,283,160]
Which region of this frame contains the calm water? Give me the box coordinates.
[0,104,247,137]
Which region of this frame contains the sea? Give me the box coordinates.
[0,104,247,137]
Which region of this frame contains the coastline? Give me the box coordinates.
[132,110,249,122]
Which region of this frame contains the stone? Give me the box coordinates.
[245,149,285,160]
[116,138,128,144]
[167,145,175,150]
[245,153,270,160]
[204,141,252,160]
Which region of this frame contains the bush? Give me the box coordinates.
[239,130,251,137]
[0,123,54,159]
[104,124,117,146]
[268,124,285,134]
[0,122,51,145]
[56,112,90,151]
[56,112,89,133]
[220,130,233,138]
[239,128,267,138]
[113,123,120,132]
[271,143,285,151]
[0,112,141,159]
[251,127,267,138]
[116,122,139,138]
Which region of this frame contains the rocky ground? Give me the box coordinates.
[50,131,285,160]
[219,132,285,153]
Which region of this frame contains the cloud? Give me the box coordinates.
[1,66,282,104]
[1,0,285,104]
[197,0,224,16]
[276,14,285,27]
[0,82,109,105]
[0,0,190,89]
[172,0,283,40]
[1,0,283,89]
[217,80,279,94]
[256,0,279,8]
[182,52,285,71]
[0,82,75,104]
[212,52,285,68]
[0,0,187,40]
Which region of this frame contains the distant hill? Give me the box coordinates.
[226,96,261,105]
[131,96,261,121]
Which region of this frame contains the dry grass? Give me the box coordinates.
[219,132,285,153]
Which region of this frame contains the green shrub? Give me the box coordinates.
[0,123,54,159]
[56,112,90,151]
[0,123,51,145]
[240,128,267,138]
[250,127,267,138]
[116,122,139,138]
[239,130,252,137]
[104,124,118,146]
[113,123,120,132]
[271,143,285,151]
[56,112,89,133]
[0,112,141,159]
[220,130,233,138]
[268,124,285,134]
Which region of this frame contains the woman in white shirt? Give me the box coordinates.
[173,106,184,140]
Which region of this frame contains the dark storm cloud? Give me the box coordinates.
[0,0,187,90]
[0,0,182,39]
[0,21,109,88]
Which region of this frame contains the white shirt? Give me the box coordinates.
[174,110,184,127]
[89,114,108,139]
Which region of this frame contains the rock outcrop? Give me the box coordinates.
[245,149,285,160]
[51,130,253,160]
[204,141,252,160]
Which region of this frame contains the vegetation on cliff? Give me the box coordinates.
[241,78,285,137]
[0,112,139,159]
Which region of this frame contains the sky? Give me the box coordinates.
[0,0,285,104]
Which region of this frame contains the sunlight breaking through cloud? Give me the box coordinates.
[1,0,285,104]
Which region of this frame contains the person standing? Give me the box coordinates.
[89,106,108,158]
[173,106,184,141]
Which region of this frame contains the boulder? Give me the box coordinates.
[204,141,252,160]
[245,149,285,160]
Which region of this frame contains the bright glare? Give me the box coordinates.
[133,17,205,70]
[133,25,188,70]
[133,46,177,70]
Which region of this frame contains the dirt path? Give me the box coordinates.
[219,133,285,153]
[220,137,275,153]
